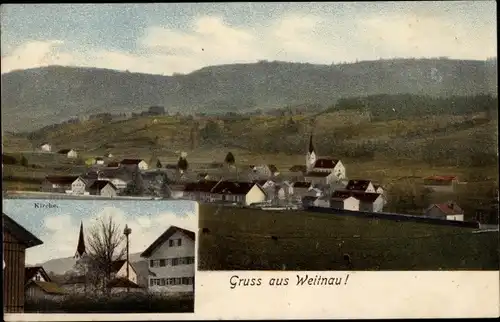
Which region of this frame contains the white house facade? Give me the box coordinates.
[39,143,52,152]
[141,226,195,294]
[330,196,360,211]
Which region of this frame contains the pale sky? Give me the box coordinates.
[3,199,198,265]
[0,2,497,75]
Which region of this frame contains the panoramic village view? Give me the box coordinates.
[2,3,499,276]
[3,199,196,313]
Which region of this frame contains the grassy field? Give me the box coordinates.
[198,204,499,271]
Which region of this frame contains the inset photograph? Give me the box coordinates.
[2,198,197,313]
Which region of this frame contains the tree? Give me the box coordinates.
[224,152,235,166]
[177,157,188,172]
[160,174,172,198]
[123,166,145,196]
[85,214,126,294]
[20,155,28,167]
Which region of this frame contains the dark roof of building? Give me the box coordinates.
[289,165,307,172]
[293,181,311,188]
[27,280,66,295]
[268,164,279,173]
[2,213,43,248]
[45,175,79,185]
[57,149,73,154]
[120,159,144,165]
[88,180,117,190]
[313,158,339,169]
[95,157,104,161]
[107,162,120,167]
[25,266,51,283]
[345,180,373,191]
[211,181,258,195]
[253,179,269,186]
[183,180,220,193]
[107,277,142,289]
[110,259,127,273]
[302,196,318,202]
[305,171,331,178]
[141,226,195,258]
[332,190,381,203]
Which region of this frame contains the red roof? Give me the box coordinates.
[313,158,339,169]
[432,202,464,216]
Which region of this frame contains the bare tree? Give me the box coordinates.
[85,214,126,294]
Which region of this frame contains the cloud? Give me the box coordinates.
[1,13,496,76]
[25,206,197,265]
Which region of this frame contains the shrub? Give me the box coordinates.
[25,292,194,313]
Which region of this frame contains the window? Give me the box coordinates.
[169,278,175,285]
[159,259,166,267]
[150,260,160,267]
[35,274,40,281]
[182,277,189,285]
[150,260,154,267]
[177,238,182,246]
[159,278,166,286]
[169,239,174,247]
[171,258,179,266]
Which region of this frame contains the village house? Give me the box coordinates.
[168,184,186,199]
[211,181,267,206]
[107,277,144,294]
[38,143,52,152]
[57,149,78,158]
[140,226,195,294]
[3,213,44,313]
[70,176,92,195]
[423,175,459,193]
[106,260,144,294]
[87,180,118,197]
[25,266,65,300]
[42,175,80,193]
[288,165,307,180]
[302,195,330,208]
[95,157,105,165]
[250,164,280,178]
[110,259,139,284]
[352,191,384,212]
[304,171,337,185]
[291,181,313,200]
[330,191,361,211]
[183,180,221,202]
[344,180,377,193]
[424,202,465,221]
[120,159,149,170]
[86,168,135,192]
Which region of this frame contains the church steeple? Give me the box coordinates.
[308,133,315,154]
[306,132,317,171]
[74,221,87,259]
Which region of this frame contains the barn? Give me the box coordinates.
[3,213,43,313]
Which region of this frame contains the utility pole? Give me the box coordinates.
[123,224,132,292]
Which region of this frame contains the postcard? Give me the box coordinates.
[2,1,499,320]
